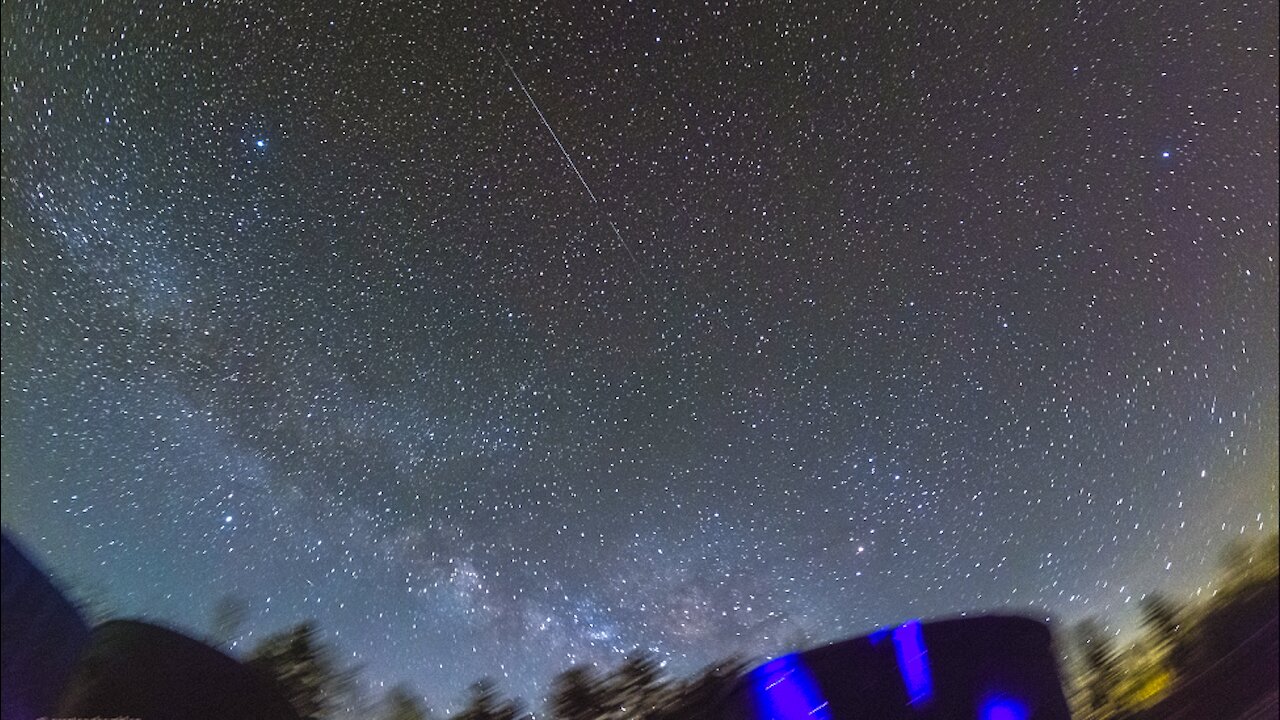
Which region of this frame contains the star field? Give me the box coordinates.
[2,0,1277,711]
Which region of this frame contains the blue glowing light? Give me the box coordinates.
[980,695,1029,720]
[1161,150,1171,158]
[751,654,831,720]
[255,138,267,148]
[891,620,934,707]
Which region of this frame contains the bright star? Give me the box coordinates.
[1161,150,1171,158]
[255,139,266,148]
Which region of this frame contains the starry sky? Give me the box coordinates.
[2,0,1278,711]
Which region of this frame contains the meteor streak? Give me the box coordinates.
[496,47,649,282]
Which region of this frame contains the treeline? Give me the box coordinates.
[1064,532,1279,720]
[73,532,1278,720]
[237,623,744,720]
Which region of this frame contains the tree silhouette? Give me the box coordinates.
[247,621,351,720]
[381,683,432,720]
[65,575,115,626]
[550,665,605,720]
[1218,532,1280,595]
[664,657,747,720]
[210,594,249,651]
[450,679,527,720]
[1219,537,1255,593]
[605,652,666,719]
[1075,618,1122,718]
[1139,592,1180,651]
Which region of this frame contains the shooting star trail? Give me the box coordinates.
[496,47,649,282]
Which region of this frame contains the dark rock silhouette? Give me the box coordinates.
[1,533,91,720]
[57,619,301,720]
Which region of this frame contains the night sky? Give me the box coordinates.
[2,0,1277,711]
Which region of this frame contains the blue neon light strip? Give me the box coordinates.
[979,694,1029,720]
[752,654,832,720]
[891,620,935,707]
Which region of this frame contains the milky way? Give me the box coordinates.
[2,0,1277,711]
